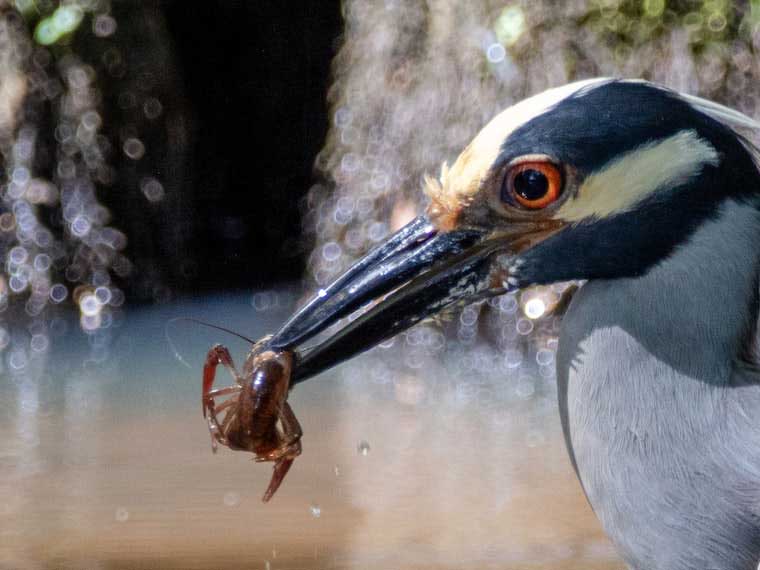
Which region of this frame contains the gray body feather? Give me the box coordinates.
[557,200,760,569]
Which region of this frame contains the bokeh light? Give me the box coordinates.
[302,0,760,431]
[0,0,185,365]
[0,4,191,478]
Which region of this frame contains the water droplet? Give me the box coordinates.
[223,491,241,507]
[536,348,554,366]
[707,12,726,32]
[334,107,352,127]
[57,158,76,179]
[504,349,522,369]
[252,291,276,311]
[9,349,27,370]
[33,253,51,272]
[494,5,526,47]
[357,440,370,456]
[498,293,518,314]
[80,312,102,331]
[0,213,15,232]
[123,137,145,160]
[370,171,389,191]
[333,465,340,477]
[115,507,129,522]
[81,110,102,130]
[459,306,479,326]
[524,298,546,319]
[322,241,342,262]
[367,221,388,242]
[109,288,125,307]
[140,177,164,202]
[93,14,117,37]
[30,334,49,353]
[94,286,112,305]
[340,153,360,173]
[525,430,545,448]
[539,363,555,379]
[486,43,506,63]
[50,284,68,303]
[144,98,163,119]
[9,246,28,265]
[515,318,534,335]
[309,504,321,518]
[80,294,101,316]
[9,275,28,293]
[71,215,91,237]
[12,166,30,186]
[515,378,535,400]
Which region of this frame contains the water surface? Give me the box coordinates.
[1,294,620,569]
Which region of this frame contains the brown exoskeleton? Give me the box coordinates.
[202,338,302,502]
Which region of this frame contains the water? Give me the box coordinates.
[357,441,371,456]
[0,293,621,569]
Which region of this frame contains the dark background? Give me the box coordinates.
[162,1,342,294]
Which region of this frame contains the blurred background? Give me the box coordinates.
[2,0,760,568]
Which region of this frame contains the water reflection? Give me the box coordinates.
[0,293,620,569]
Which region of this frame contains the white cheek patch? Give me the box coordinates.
[556,130,720,223]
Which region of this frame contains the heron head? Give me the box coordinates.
[270,78,760,383]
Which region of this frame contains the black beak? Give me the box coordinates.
[268,215,507,385]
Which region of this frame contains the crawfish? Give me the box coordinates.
[202,338,302,502]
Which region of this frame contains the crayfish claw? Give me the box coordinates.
[262,456,296,503]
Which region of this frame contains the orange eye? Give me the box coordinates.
[501,161,563,210]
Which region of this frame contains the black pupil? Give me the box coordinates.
[513,169,548,201]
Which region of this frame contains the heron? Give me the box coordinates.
[266,78,760,569]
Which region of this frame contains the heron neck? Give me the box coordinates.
[557,200,760,570]
[563,198,760,387]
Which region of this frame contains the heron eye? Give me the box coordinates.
[502,161,562,209]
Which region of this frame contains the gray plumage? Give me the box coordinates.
[274,78,760,568]
[558,200,760,569]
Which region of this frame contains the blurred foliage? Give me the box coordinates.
[0,0,188,375]
[308,0,760,364]
[2,0,760,368]
[311,0,760,287]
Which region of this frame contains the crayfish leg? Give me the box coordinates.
[254,402,303,463]
[279,401,303,442]
[205,397,239,453]
[202,344,242,417]
[256,401,303,502]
